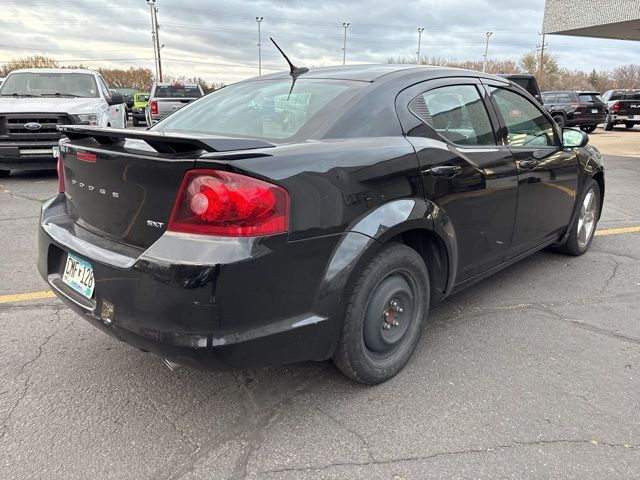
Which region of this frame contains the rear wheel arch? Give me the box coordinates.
[592,171,605,219]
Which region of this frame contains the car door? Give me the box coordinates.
[483,82,579,258]
[396,78,519,283]
[97,76,124,127]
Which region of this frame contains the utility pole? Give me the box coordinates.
[482,31,493,73]
[147,0,163,82]
[537,33,548,88]
[416,27,424,64]
[147,0,158,80]
[342,21,350,66]
[256,17,264,76]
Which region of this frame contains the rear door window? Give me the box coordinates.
[541,93,556,104]
[554,93,574,104]
[410,84,496,146]
[578,94,604,104]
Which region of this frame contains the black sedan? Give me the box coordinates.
[38,65,604,384]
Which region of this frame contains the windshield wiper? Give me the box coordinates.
[0,92,39,97]
[41,92,84,98]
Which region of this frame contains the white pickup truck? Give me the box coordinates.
[0,68,126,176]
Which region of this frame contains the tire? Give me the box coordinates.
[552,114,566,127]
[554,179,601,256]
[604,116,614,131]
[333,242,430,384]
[580,125,596,134]
[133,116,140,127]
[625,123,634,130]
[0,170,9,178]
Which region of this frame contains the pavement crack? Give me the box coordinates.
[260,438,640,474]
[0,307,65,440]
[600,255,621,294]
[313,404,376,463]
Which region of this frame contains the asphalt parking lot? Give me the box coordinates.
[1,127,639,479]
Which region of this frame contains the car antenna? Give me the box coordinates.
[270,37,308,98]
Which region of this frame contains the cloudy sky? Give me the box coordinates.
[1,0,639,84]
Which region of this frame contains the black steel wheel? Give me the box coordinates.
[333,242,429,384]
[604,116,614,131]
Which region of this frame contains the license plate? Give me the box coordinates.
[62,254,95,299]
[52,146,60,158]
[591,109,598,114]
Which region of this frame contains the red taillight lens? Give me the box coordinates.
[612,100,620,113]
[76,151,96,163]
[56,156,65,193]
[150,99,158,115]
[168,170,289,237]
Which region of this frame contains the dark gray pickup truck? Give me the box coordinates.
[602,89,640,130]
[145,82,204,125]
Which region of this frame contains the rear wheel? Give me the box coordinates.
[552,114,566,127]
[554,179,601,256]
[132,116,140,127]
[604,116,614,131]
[333,243,430,384]
[0,170,9,178]
[580,125,597,134]
[625,123,635,130]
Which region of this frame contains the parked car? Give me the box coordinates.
[498,73,542,104]
[540,90,607,133]
[0,68,126,176]
[111,87,137,118]
[40,65,604,384]
[0,77,5,87]
[602,89,640,130]
[145,82,204,125]
[131,92,149,126]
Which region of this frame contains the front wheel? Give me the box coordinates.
[604,116,614,131]
[580,125,597,134]
[333,243,430,384]
[625,123,635,130]
[554,179,601,256]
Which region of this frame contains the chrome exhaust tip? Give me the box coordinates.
[163,359,183,371]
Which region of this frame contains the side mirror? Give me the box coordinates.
[562,128,588,148]
[109,92,125,105]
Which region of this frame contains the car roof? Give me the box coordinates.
[8,68,99,75]
[251,64,489,83]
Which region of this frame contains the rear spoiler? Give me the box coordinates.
[57,125,275,154]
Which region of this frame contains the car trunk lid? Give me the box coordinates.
[58,125,274,248]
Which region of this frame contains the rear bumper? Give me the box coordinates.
[565,114,606,127]
[0,143,57,170]
[38,194,343,370]
[609,114,640,124]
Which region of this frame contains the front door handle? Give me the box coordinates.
[429,165,462,177]
[518,159,538,170]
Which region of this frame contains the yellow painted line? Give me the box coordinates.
[1,224,639,305]
[595,226,640,237]
[0,290,56,304]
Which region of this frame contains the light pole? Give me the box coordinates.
[256,16,264,76]
[342,21,350,66]
[416,27,425,64]
[482,31,493,73]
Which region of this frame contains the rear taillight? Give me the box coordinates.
[150,99,158,115]
[168,170,289,237]
[612,100,620,113]
[57,156,65,193]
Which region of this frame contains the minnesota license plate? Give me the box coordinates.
[591,109,598,114]
[62,254,95,298]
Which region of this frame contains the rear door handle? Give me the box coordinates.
[429,165,462,177]
[519,159,538,169]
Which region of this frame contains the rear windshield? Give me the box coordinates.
[154,79,360,141]
[0,72,98,98]
[609,91,640,101]
[154,85,202,98]
[511,78,537,96]
[578,94,604,104]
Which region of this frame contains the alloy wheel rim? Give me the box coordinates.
[577,188,597,249]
